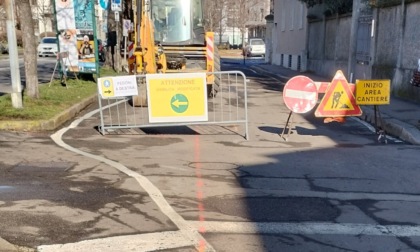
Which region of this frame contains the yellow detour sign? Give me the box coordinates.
[315,70,362,117]
[355,79,391,105]
[146,73,208,123]
[98,75,138,99]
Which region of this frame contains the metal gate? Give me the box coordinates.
[97,71,249,139]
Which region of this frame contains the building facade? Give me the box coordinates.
[268,0,420,102]
[246,0,271,40]
[270,0,307,71]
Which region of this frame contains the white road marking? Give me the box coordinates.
[49,101,215,252]
[37,231,196,252]
[262,189,420,202]
[188,221,420,237]
[44,97,413,252]
[37,220,420,252]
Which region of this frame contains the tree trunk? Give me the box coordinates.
[16,0,39,99]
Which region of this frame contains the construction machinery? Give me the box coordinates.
[131,0,220,106]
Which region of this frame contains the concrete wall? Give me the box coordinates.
[307,14,351,79]
[372,3,420,101]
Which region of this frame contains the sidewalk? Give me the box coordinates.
[252,64,420,145]
[0,237,31,252]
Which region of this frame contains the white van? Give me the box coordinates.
[244,38,265,57]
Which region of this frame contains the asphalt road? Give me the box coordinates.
[1,57,420,252]
[0,56,56,93]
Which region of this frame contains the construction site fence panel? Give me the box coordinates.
[97,71,249,140]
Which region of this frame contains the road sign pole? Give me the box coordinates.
[5,0,22,108]
[280,111,294,141]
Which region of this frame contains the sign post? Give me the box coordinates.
[122,19,131,71]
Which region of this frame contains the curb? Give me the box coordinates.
[360,106,420,145]
[0,94,97,132]
[0,237,18,252]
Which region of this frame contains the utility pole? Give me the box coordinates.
[5,0,23,108]
[348,0,361,83]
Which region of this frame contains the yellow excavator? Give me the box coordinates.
[131,0,220,106]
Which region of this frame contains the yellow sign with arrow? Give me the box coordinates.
[146,73,208,123]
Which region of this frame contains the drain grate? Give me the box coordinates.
[11,162,76,172]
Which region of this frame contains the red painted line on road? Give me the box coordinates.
[194,136,207,252]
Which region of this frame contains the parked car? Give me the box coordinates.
[243,38,266,57]
[217,41,230,50]
[37,37,58,57]
[0,44,8,54]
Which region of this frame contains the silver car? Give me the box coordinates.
[37,37,58,57]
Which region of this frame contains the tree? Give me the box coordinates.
[34,0,53,35]
[227,0,259,46]
[16,0,39,99]
[204,0,229,44]
[0,1,7,42]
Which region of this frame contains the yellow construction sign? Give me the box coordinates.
[356,79,391,105]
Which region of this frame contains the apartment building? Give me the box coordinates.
[246,0,271,40]
[271,0,307,71]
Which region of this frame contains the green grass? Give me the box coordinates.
[0,66,122,121]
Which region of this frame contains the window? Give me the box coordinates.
[289,3,294,30]
[42,37,57,44]
[299,2,304,29]
[151,0,192,43]
[281,6,285,31]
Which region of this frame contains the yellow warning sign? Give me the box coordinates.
[323,80,355,111]
[356,79,390,105]
[315,70,362,117]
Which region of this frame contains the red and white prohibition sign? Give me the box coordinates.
[283,76,318,114]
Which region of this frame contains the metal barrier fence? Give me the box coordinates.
[97,71,249,139]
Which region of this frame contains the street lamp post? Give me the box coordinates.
[5,0,23,108]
